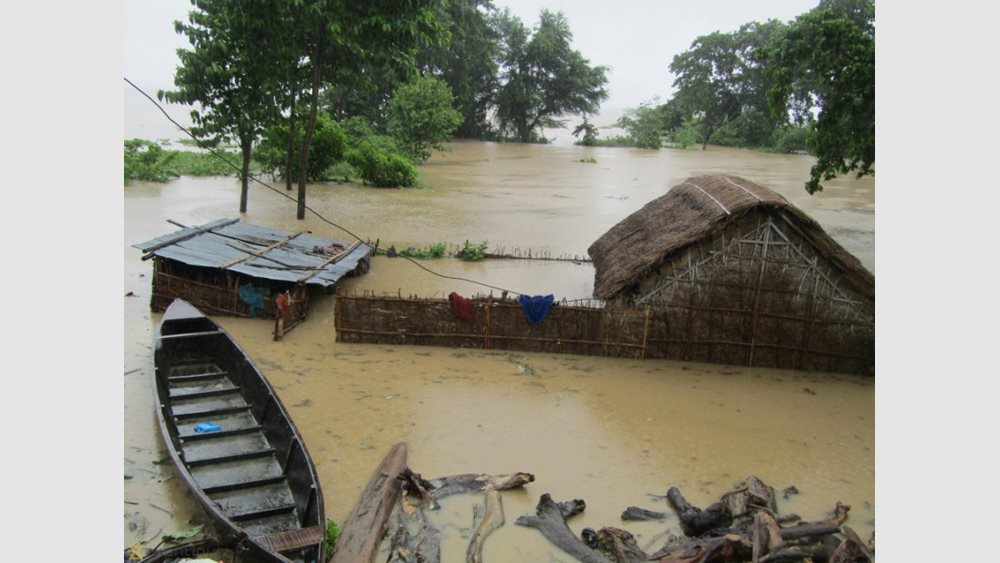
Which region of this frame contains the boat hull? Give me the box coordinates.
[153,299,324,563]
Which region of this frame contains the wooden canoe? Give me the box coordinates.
[153,299,325,563]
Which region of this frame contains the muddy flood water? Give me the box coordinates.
[123,140,875,561]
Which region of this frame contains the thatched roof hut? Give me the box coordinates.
[588,175,874,374]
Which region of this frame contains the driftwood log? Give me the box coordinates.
[595,527,648,563]
[466,489,505,563]
[620,506,669,521]
[427,472,535,500]
[515,493,612,563]
[387,468,534,563]
[386,507,441,563]
[637,478,870,563]
[331,442,408,563]
[666,487,733,537]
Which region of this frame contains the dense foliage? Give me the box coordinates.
[152,0,871,198]
[765,0,875,192]
[124,139,241,184]
[387,76,463,162]
[253,111,348,182]
[493,9,609,142]
[658,0,874,192]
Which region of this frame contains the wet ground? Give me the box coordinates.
[124,140,874,560]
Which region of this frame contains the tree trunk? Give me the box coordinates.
[239,136,252,213]
[297,29,324,220]
[285,88,298,191]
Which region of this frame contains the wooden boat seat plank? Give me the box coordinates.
[210,481,297,519]
[179,425,264,442]
[167,370,229,383]
[176,411,259,437]
[170,395,248,416]
[167,360,222,374]
[181,433,273,465]
[202,475,287,495]
[190,457,284,490]
[185,448,275,467]
[169,376,237,397]
[238,511,304,538]
[168,386,240,401]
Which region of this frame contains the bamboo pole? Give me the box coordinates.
[220,231,305,269]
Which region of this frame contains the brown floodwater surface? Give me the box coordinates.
[123,141,874,560]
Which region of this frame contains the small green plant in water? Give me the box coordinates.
[325,520,341,560]
[579,156,597,163]
[457,240,489,262]
[377,242,446,259]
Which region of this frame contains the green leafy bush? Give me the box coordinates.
[378,242,447,259]
[346,137,417,188]
[325,520,341,560]
[254,111,348,181]
[457,240,490,262]
[124,139,178,183]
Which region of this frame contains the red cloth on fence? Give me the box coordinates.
[448,292,473,321]
[276,291,291,315]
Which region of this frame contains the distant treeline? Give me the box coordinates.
[134,0,872,198]
[579,0,873,193]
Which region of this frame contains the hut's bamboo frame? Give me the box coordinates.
[150,257,310,327]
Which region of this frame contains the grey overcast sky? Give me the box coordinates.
[124,0,819,111]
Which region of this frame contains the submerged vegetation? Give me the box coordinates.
[133,0,872,198]
[124,139,242,184]
[570,0,873,193]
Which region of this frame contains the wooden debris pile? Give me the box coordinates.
[330,443,874,563]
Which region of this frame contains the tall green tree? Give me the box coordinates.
[616,101,667,149]
[289,0,448,218]
[387,75,462,162]
[160,0,289,213]
[667,19,785,151]
[418,0,501,138]
[494,9,609,143]
[765,0,875,193]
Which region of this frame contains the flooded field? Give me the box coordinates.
[124,140,874,560]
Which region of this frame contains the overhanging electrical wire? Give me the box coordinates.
[125,76,530,297]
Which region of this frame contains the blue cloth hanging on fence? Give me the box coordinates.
[239,284,266,318]
[518,294,555,325]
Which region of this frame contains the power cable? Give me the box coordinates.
[125,77,533,297]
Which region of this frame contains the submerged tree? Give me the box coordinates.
[667,19,786,151]
[289,0,448,218]
[161,0,290,213]
[387,75,462,162]
[418,0,501,138]
[493,9,609,143]
[765,0,875,193]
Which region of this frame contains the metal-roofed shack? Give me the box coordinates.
[134,218,372,336]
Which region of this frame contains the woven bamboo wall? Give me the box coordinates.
[335,295,649,358]
[150,258,310,325]
[335,290,873,375]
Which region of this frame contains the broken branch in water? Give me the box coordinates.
[515,493,611,563]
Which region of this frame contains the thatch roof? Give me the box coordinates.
[588,175,874,301]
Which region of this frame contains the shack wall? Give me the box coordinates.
[151,257,310,326]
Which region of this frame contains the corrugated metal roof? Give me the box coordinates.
[133,218,371,288]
